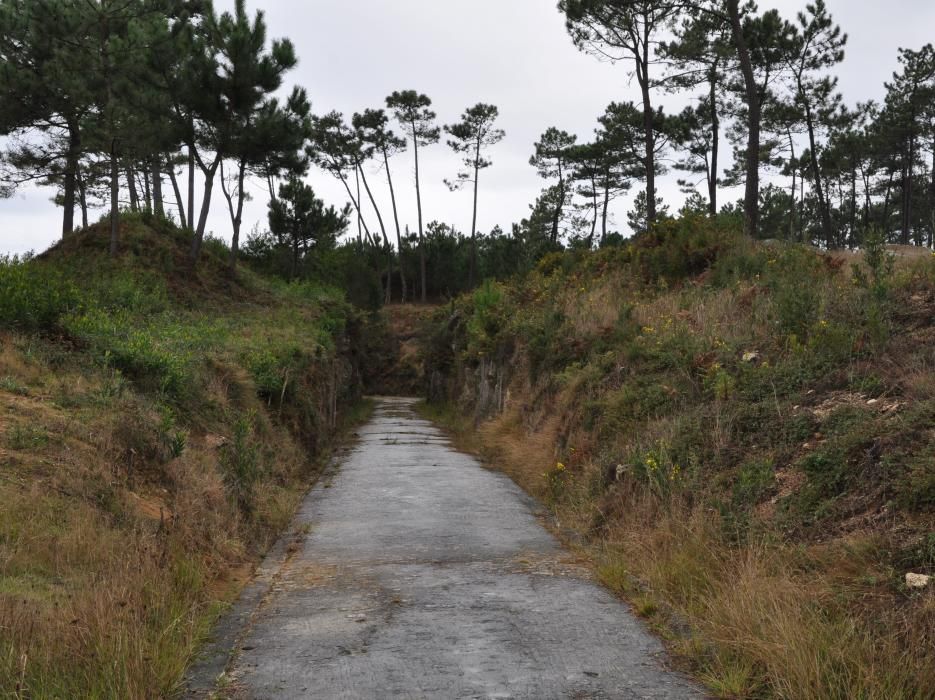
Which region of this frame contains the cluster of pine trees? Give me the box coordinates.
[0,0,514,302]
[0,0,311,264]
[552,0,935,249]
[2,1,934,302]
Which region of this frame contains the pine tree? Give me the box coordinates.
[560,0,684,225]
[0,0,94,236]
[308,111,375,246]
[268,176,350,278]
[209,0,303,269]
[444,103,505,287]
[660,8,733,215]
[787,0,847,248]
[883,44,935,245]
[530,128,577,243]
[386,90,439,302]
[353,108,408,302]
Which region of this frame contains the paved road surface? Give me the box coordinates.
[191,397,702,699]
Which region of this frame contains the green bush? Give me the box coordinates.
[242,343,312,403]
[63,310,201,400]
[220,414,262,516]
[0,257,82,331]
[465,280,508,355]
[632,215,740,283]
[733,459,776,507]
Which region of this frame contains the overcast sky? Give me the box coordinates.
[3,0,935,255]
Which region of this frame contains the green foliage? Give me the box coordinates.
[599,380,679,434]
[465,281,507,354]
[219,413,262,517]
[632,215,741,283]
[544,461,569,504]
[0,375,29,396]
[765,248,826,341]
[0,257,82,331]
[158,407,187,459]
[5,425,50,451]
[64,309,210,401]
[733,459,776,507]
[626,442,684,499]
[854,228,896,300]
[243,345,303,402]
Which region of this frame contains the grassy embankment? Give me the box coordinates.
[0,215,372,697]
[423,217,935,699]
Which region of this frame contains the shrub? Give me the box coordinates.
[63,310,197,400]
[220,414,262,516]
[853,227,895,302]
[243,344,307,403]
[544,461,569,504]
[0,257,82,331]
[632,215,741,283]
[465,280,508,355]
[733,458,776,507]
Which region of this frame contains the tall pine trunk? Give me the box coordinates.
[930,142,935,248]
[62,117,81,238]
[384,147,406,303]
[412,120,427,303]
[126,167,139,212]
[77,163,88,229]
[355,168,363,244]
[334,159,374,245]
[551,160,565,244]
[882,168,895,234]
[142,168,152,212]
[223,159,247,271]
[190,157,220,264]
[902,125,916,245]
[849,168,858,246]
[589,174,598,248]
[639,84,656,224]
[802,95,833,248]
[787,131,798,241]
[638,18,656,224]
[168,159,186,228]
[729,0,761,238]
[708,67,719,217]
[469,139,480,288]
[187,145,196,232]
[110,139,119,257]
[151,160,164,218]
[601,180,610,245]
[357,163,393,303]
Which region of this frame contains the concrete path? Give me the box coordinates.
[196,397,703,699]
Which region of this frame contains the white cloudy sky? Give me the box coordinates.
[3,0,935,255]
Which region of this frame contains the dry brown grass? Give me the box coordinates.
[0,330,363,697]
[591,494,935,699]
[464,436,927,700]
